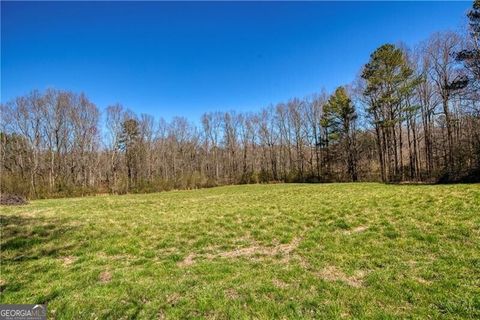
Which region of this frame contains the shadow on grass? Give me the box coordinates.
[0,214,79,263]
[436,167,480,184]
[384,167,480,186]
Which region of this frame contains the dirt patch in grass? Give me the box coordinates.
[177,253,196,267]
[157,310,166,320]
[272,279,288,289]
[414,276,432,285]
[224,288,239,300]
[166,293,181,306]
[178,238,301,267]
[317,266,366,288]
[343,226,368,235]
[99,271,112,283]
[61,256,77,266]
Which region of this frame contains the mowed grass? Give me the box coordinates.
[1,183,479,319]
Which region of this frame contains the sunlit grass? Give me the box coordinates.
[1,183,479,319]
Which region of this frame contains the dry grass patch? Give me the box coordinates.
[177,253,196,267]
[166,293,181,306]
[272,279,289,289]
[61,256,77,266]
[343,225,368,235]
[178,237,301,267]
[224,288,239,300]
[317,266,367,288]
[414,276,432,285]
[98,271,112,284]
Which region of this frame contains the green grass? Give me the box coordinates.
[1,183,479,319]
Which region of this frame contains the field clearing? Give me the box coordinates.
[1,183,479,319]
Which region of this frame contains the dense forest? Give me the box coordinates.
[1,1,479,199]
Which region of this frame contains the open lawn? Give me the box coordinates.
[1,183,479,319]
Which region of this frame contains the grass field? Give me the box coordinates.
[1,183,479,319]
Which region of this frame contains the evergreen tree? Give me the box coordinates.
[119,118,141,189]
[324,87,358,181]
[361,44,416,181]
[457,0,480,91]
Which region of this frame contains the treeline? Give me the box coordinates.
[1,2,479,198]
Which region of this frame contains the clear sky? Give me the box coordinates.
[1,1,472,121]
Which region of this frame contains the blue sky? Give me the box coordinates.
[1,1,472,121]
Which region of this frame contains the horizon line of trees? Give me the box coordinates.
[1,1,479,199]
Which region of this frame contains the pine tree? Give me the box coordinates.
[457,0,480,91]
[361,44,416,181]
[119,118,141,189]
[324,87,358,181]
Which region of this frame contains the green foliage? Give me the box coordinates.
[119,118,140,152]
[323,86,356,141]
[457,1,480,90]
[362,44,416,123]
[1,184,479,319]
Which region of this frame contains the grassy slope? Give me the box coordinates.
[1,183,479,319]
